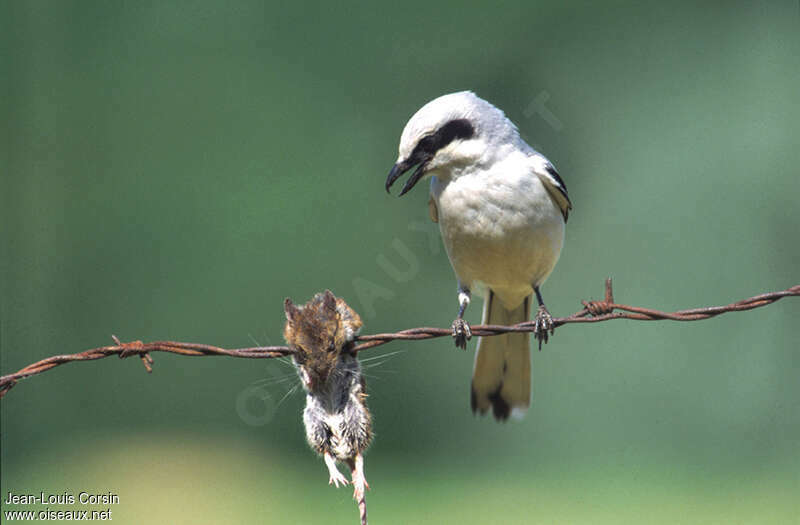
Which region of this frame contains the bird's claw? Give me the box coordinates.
[328,471,350,488]
[533,306,554,350]
[451,318,472,350]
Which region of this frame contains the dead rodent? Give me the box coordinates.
[283,290,372,510]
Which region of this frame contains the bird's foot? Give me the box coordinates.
[533,305,554,350]
[328,469,350,488]
[451,318,472,350]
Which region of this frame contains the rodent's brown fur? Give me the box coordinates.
[283,290,363,391]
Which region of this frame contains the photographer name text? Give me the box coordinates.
[5,492,119,506]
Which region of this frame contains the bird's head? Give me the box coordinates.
[385,91,520,195]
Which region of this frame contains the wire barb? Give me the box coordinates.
[113,335,153,373]
[581,277,615,315]
[1,280,797,399]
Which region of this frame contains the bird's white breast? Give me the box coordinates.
[430,152,565,310]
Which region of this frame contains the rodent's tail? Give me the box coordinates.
[471,290,531,420]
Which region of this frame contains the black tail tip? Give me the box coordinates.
[471,385,511,421]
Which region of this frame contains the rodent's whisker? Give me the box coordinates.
[361,360,397,370]
[358,350,406,362]
[272,356,296,369]
[251,373,297,387]
[275,382,301,407]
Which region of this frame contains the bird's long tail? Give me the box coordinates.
[471,290,531,420]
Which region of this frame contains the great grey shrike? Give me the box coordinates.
[385,91,572,420]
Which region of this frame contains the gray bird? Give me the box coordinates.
[386,91,572,420]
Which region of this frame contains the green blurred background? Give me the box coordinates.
[2,1,799,523]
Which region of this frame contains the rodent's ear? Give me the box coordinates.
[322,290,337,314]
[284,298,299,322]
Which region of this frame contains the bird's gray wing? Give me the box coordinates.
[535,160,572,222]
[428,196,439,223]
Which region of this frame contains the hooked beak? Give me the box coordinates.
[385,156,431,196]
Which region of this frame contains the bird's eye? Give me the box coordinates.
[417,135,438,154]
[414,119,474,158]
[327,341,336,352]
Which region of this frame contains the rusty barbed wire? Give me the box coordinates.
[1,279,798,399]
[0,340,293,399]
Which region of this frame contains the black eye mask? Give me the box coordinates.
[385,118,475,196]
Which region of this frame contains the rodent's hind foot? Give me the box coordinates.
[328,469,350,488]
[348,453,369,501]
[324,452,349,488]
[451,318,472,350]
[351,475,369,501]
[533,305,554,350]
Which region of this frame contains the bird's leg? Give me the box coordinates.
[324,452,349,488]
[451,287,472,350]
[346,454,370,501]
[533,286,554,350]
